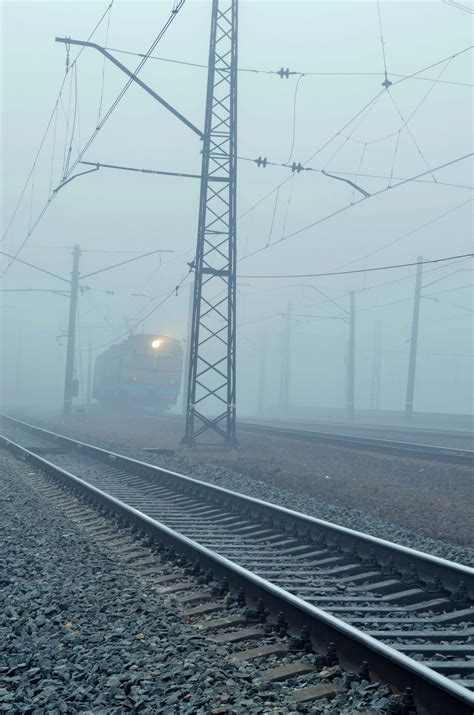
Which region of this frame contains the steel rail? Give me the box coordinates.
[238,421,474,466]
[1,413,473,597]
[240,417,473,442]
[1,432,473,715]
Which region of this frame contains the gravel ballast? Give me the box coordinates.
[1,454,404,714]
[9,409,472,565]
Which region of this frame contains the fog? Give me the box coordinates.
[1,1,473,421]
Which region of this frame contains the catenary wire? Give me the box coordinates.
[102,45,473,86]
[84,271,189,351]
[1,1,115,245]
[240,152,473,262]
[238,253,473,279]
[1,1,184,278]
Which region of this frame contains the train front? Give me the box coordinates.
[124,334,183,409]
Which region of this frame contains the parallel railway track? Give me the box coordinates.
[238,420,474,467]
[1,414,473,714]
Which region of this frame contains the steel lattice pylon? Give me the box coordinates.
[182,0,238,446]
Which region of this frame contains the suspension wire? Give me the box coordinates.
[442,0,474,14]
[404,56,454,125]
[387,89,437,182]
[237,44,473,224]
[64,1,186,182]
[282,153,473,243]
[27,169,35,235]
[239,152,473,263]
[64,64,79,178]
[285,73,305,164]
[266,187,280,247]
[48,104,59,196]
[388,130,401,188]
[96,2,113,126]
[351,143,367,204]
[83,270,189,352]
[0,0,108,249]
[239,253,473,280]
[335,56,454,149]
[76,68,82,149]
[280,174,295,242]
[243,208,254,258]
[61,62,75,177]
[376,0,390,85]
[360,198,474,267]
[239,153,473,191]
[102,44,473,87]
[1,1,183,278]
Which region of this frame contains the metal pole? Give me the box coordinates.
[257,331,267,415]
[347,291,355,420]
[63,244,80,416]
[405,256,423,419]
[182,0,238,447]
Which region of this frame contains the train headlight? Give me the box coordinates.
[151,339,162,349]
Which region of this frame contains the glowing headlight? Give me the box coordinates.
[151,339,162,349]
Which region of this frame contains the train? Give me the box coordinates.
[92,333,183,409]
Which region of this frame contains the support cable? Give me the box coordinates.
[285,73,305,164]
[266,187,280,247]
[240,152,473,262]
[1,0,182,277]
[102,44,473,86]
[388,131,401,187]
[280,175,295,242]
[377,0,391,88]
[387,89,437,182]
[351,143,367,203]
[84,271,189,351]
[238,253,473,279]
[64,64,79,178]
[27,169,35,236]
[63,0,187,182]
[96,3,113,126]
[48,105,59,196]
[339,198,474,270]
[237,44,473,224]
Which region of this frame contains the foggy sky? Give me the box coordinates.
[1,1,473,415]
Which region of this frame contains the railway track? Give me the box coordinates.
[242,418,473,442]
[238,420,474,468]
[1,414,473,714]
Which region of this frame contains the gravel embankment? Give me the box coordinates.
[1,455,400,714]
[6,410,473,565]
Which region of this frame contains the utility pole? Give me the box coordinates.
[183,0,238,446]
[370,320,382,411]
[280,303,291,413]
[347,291,355,420]
[405,256,423,419]
[63,244,80,416]
[257,332,267,415]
